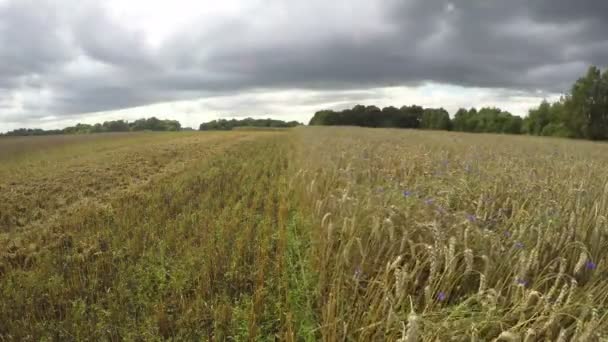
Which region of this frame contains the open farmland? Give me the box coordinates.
[1,128,607,340]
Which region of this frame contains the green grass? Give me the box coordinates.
[285,213,318,341]
[1,128,607,340]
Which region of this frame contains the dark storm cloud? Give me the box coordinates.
[1,0,607,125]
[149,0,606,104]
[195,0,604,93]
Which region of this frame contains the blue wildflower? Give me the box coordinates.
[437,292,447,301]
[514,241,524,249]
[586,261,597,271]
[516,278,528,287]
[403,190,412,197]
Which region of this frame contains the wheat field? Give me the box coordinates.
[1,128,607,340]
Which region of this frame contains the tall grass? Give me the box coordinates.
[1,132,294,340]
[1,127,607,340]
[290,127,608,340]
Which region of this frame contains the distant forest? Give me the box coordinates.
[310,66,608,140]
[1,117,182,136]
[310,105,523,134]
[199,118,300,130]
[1,117,301,136]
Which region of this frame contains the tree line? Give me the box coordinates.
[1,117,182,136]
[199,118,300,130]
[310,66,608,140]
[1,117,302,136]
[309,105,523,134]
[524,66,608,140]
[1,117,303,136]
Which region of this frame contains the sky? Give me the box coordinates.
[1,0,607,131]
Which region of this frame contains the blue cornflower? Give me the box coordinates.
[586,261,597,271]
[437,292,447,302]
[403,190,412,197]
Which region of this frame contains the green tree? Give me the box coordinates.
[565,66,608,140]
[421,108,451,130]
[397,106,423,128]
[201,118,299,130]
[452,108,470,132]
[309,110,333,125]
[102,120,130,132]
[524,100,552,135]
[465,108,479,132]
[503,115,523,134]
[379,106,401,127]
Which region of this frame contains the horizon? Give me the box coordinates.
[0,101,553,134]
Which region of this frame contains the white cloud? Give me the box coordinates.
[101,0,254,46]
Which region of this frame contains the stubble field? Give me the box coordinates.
[1,128,607,341]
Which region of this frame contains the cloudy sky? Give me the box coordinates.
[1,0,606,131]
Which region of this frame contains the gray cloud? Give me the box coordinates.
[529,0,608,23]
[161,0,607,94]
[0,1,75,79]
[1,0,607,128]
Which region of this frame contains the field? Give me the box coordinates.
[1,128,607,341]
